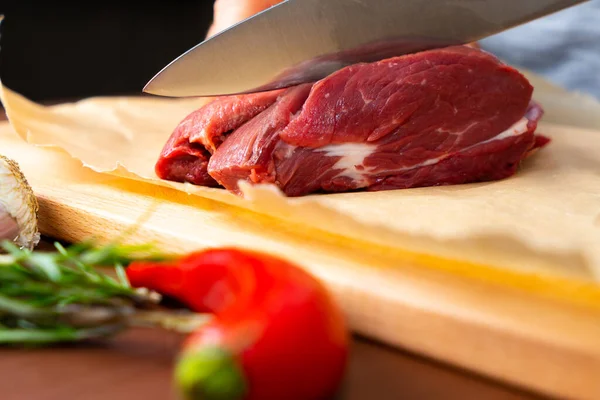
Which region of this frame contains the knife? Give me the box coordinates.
[143,0,589,98]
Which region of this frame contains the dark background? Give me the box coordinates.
[0,1,216,101]
[1,2,597,102]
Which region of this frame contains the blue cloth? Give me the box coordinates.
[480,1,600,99]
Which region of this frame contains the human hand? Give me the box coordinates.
[207,0,283,38]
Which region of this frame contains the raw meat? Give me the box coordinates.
[154,89,283,187]
[155,46,549,197]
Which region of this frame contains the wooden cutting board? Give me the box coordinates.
[0,120,598,400]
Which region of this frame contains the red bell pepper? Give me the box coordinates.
[126,247,349,400]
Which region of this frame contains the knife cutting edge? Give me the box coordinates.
[143,0,589,98]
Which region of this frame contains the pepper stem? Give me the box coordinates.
[175,347,247,400]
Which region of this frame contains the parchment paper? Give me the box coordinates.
[1,72,599,283]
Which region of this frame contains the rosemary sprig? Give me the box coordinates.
[0,239,202,345]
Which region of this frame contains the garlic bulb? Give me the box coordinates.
[0,155,39,249]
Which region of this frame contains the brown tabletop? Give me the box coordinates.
[0,107,544,400]
[2,326,544,400]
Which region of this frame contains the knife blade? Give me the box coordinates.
[143,0,588,98]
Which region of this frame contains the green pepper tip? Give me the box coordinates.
[175,346,247,400]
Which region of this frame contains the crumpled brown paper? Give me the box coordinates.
[0,70,599,283]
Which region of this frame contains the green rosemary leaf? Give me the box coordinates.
[0,242,27,266]
[0,323,126,345]
[0,295,51,320]
[0,254,16,266]
[0,327,77,344]
[115,263,130,288]
[53,241,69,257]
[0,238,168,345]
[29,252,63,282]
[56,295,80,307]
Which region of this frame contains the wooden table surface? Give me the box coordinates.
[2,327,545,400]
[0,106,546,400]
[1,324,543,400]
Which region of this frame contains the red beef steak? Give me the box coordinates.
[155,46,549,196]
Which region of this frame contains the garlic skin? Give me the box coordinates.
[0,155,40,249]
[0,205,20,242]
